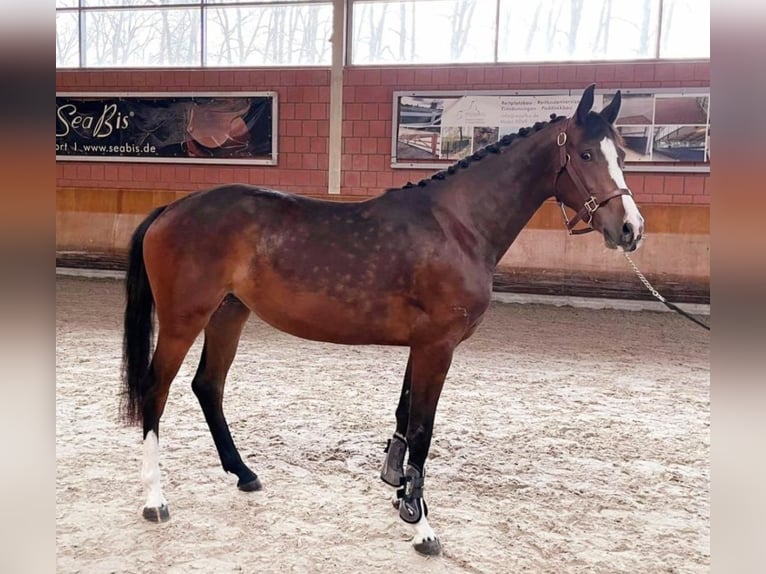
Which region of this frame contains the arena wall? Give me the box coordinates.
[56,61,710,302]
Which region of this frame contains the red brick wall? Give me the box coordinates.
[56,60,709,205]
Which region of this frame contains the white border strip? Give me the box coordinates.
[55,267,709,315]
[492,291,710,315]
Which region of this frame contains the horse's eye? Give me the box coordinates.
[580,151,592,161]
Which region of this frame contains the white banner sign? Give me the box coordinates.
[440,95,596,130]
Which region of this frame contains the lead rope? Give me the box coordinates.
[623,252,710,331]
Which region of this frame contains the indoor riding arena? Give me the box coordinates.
[56,1,710,573]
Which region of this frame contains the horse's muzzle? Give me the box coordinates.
[603,221,642,252]
[619,221,643,252]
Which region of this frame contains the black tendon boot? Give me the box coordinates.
[380,433,407,487]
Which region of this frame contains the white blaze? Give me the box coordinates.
[141,430,167,509]
[599,137,644,236]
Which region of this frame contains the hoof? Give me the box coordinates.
[142,504,170,523]
[237,476,263,492]
[414,537,441,556]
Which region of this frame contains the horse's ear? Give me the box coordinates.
[575,84,596,125]
[600,90,622,125]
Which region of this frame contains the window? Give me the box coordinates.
[206,2,333,66]
[351,0,497,65]
[498,0,661,62]
[660,0,710,58]
[55,0,332,68]
[57,0,711,68]
[56,10,80,68]
[83,7,201,67]
[349,0,710,65]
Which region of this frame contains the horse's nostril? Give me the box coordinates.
[622,223,634,244]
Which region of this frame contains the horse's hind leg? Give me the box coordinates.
[191,296,262,491]
[141,322,206,522]
[380,353,411,490]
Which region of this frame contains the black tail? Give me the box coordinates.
[121,205,167,425]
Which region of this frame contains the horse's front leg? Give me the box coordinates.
[397,341,454,556]
[380,354,411,490]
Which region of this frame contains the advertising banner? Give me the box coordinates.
[56,92,277,164]
[393,90,710,171]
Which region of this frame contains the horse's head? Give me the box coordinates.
[554,85,645,252]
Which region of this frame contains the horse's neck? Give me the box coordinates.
[430,129,558,265]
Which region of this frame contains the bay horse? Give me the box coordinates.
[121,84,644,556]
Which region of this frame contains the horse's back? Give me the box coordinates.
[147,183,441,256]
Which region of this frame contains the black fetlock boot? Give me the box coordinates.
[380,432,407,487]
[397,464,428,524]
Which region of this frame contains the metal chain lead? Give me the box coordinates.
[623,252,666,303]
[623,252,710,331]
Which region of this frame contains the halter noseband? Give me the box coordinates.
[554,118,632,235]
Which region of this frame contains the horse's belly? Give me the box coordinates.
[239,287,414,346]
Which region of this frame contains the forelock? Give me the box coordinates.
[581,111,616,142]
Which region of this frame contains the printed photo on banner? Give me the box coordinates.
[396,96,451,161]
[651,94,709,162]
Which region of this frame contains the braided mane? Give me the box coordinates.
[400,114,568,189]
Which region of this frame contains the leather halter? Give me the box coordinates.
[554,118,632,235]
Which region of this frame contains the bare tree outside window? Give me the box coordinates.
[450,0,478,61]
[499,0,660,62]
[56,12,80,67]
[660,0,710,58]
[568,0,584,55]
[81,0,192,5]
[591,0,611,56]
[351,0,495,65]
[206,3,332,66]
[84,8,200,67]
